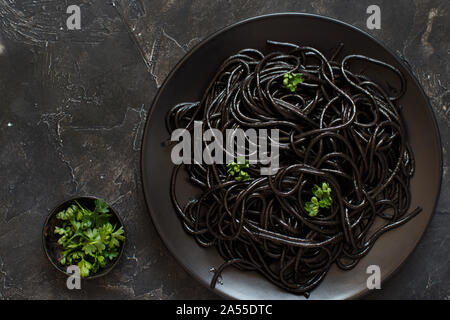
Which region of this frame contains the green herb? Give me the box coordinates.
[283,72,304,92]
[304,182,332,217]
[54,199,125,278]
[227,157,251,182]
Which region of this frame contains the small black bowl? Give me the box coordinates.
[42,196,126,279]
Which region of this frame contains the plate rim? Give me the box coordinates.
[140,12,443,300]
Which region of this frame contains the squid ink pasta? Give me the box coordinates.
[165,40,421,297]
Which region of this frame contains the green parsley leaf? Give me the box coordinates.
[78,259,92,278]
[104,250,119,261]
[53,199,125,278]
[283,72,304,92]
[304,182,333,217]
[54,226,67,236]
[227,159,251,182]
[94,199,109,214]
[109,226,125,248]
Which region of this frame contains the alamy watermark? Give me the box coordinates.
[66,5,81,30]
[66,265,81,290]
[367,5,381,30]
[366,265,381,289]
[170,121,280,175]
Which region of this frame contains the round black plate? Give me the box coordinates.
[141,13,442,299]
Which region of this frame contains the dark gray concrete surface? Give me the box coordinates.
[0,0,448,299]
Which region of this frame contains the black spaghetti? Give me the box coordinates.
[165,41,421,297]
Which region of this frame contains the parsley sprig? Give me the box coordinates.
[227,157,251,182]
[304,182,333,217]
[283,72,304,92]
[54,199,125,278]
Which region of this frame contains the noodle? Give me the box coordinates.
[165,41,421,297]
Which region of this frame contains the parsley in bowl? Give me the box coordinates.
[43,197,126,279]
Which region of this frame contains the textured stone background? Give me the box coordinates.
[0,0,448,299]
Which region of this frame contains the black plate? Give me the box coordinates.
[141,13,442,299]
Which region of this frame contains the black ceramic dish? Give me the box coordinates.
[42,196,126,279]
[141,13,442,299]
